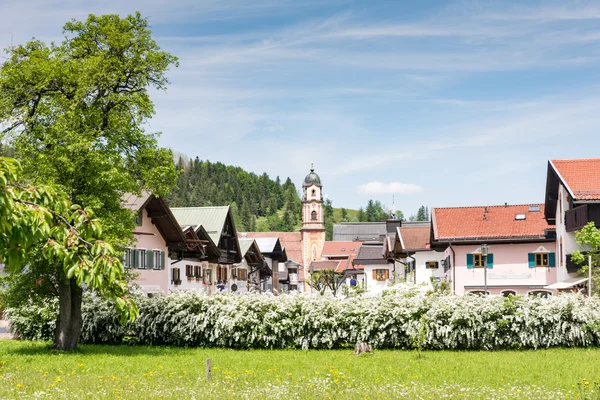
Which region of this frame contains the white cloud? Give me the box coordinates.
[357,181,423,195]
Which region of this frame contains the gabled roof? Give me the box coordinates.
[171,206,231,244]
[123,192,186,251]
[239,232,302,263]
[551,159,600,201]
[432,204,553,243]
[321,241,360,257]
[399,226,431,251]
[353,242,388,265]
[333,222,386,242]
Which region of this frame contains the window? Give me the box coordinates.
[535,253,549,267]
[194,265,202,280]
[123,248,135,268]
[186,265,194,279]
[237,268,247,281]
[468,290,488,295]
[172,268,181,284]
[152,250,164,270]
[528,252,555,268]
[311,211,317,220]
[135,210,143,226]
[311,189,316,196]
[426,261,439,269]
[502,290,516,297]
[373,269,389,281]
[137,249,147,269]
[528,290,551,298]
[216,265,228,282]
[473,254,484,268]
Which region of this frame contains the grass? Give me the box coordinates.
[1,341,600,399]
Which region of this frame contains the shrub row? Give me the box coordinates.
[6,290,600,350]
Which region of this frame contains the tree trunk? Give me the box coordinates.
[54,271,83,351]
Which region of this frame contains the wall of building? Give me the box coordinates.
[363,263,394,294]
[452,243,558,295]
[556,183,579,282]
[410,250,447,287]
[131,208,170,295]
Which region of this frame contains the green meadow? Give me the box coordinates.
[1,341,600,399]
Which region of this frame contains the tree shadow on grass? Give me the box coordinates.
[2,341,204,357]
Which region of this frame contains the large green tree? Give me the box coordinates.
[0,158,136,347]
[0,13,177,350]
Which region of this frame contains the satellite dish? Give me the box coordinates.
[231,283,238,292]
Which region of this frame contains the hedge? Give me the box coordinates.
[5,289,600,350]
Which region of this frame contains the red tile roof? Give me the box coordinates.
[551,159,600,200]
[238,232,303,264]
[321,241,360,257]
[432,204,553,241]
[399,226,431,250]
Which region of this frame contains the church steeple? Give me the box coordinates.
[301,164,326,266]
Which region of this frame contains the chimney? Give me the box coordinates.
[504,202,508,207]
[386,219,402,233]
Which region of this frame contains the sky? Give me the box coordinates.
[1,0,600,217]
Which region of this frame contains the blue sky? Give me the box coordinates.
[2,0,600,217]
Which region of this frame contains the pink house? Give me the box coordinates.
[431,204,557,296]
[545,158,600,290]
[122,193,187,296]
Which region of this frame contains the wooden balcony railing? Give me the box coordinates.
[565,205,588,232]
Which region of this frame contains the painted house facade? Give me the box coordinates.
[122,193,187,296]
[431,204,557,296]
[545,158,600,291]
[170,206,242,294]
[386,222,446,288]
[353,242,394,294]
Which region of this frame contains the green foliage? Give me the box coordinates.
[0,12,175,348]
[324,198,334,240]
[9,290,600,351]
[308,268,343,295]
[0,157,137,325]
[355,200,397,222]
[168,157,301,232]
[571,222,600,295]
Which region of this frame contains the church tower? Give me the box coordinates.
[301,164,326,270]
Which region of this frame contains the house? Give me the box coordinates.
[170,206,243,294]
[309,241,364,290]
[236,238,270,294]
[431,204,557,296]
[385,222,446,288]
[239,236,288,293]
[544,158,600,291]
[122,193,187,296]
[170,225,220,294]
[238,232,304,292]
[353,241,395,294]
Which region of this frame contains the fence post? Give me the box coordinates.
[206,358,212,381]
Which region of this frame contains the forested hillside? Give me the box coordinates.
[167,157,302,232]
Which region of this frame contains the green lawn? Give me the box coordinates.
[0,341,599,399]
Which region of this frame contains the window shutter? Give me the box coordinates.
[372,270,377,279]
[549,252,556,268]
[146,251,154,269]
[487,254,494,269]
[160,251,165,269]
[528,253,535,268]
[466,254,474,269]
[136,250,142,268]
[384,269,390,279]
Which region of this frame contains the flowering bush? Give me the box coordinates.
[7,291,600,349]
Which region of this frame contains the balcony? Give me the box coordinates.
[565,205,589,232]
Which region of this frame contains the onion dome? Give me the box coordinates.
[303,165,322,187]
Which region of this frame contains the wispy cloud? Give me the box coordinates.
[357,182,423,195]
